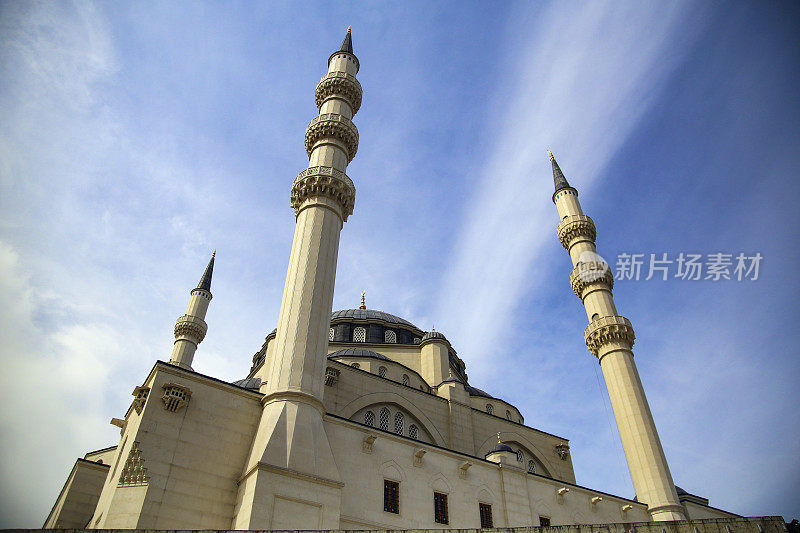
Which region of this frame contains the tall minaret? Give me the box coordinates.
[550,152,686,521]
[234,29,361,529]
[169,251,215,370]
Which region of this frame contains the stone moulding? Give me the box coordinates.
[161,382,192,412]
[557,214,597,250]
[304,113,359,162]
[315,71,363,114]
[291,166,356,221]
[570,261,615,299]
[174,314,207,345]
[584,315,636,357]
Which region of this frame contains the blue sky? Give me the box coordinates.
[1,1,798,527]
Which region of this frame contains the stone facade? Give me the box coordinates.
[44,30,764,531]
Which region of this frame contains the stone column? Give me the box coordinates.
[551,153,686,521]
[233,30,361,530]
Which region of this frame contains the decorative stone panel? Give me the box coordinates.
[130,386,150,415]
[161,382,192,412]
[315,71,363,114]
[290,166,356,221]
[584,315,636,356]
[557,214,596,250]
[555,443,570,460]
[173,314,207,345]
[570,261,615,299]
[304,113,359,162]
[118,442,147,486]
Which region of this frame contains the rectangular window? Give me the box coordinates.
[479,503,493,528]
[384,480,399,514]
[540,516,551,527]
[434,492,448,524]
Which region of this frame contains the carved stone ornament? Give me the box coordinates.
[555,443,570,460]
[315,71,363,114]
[173,314,207,344]
[325,366,340,386]
[304,113,359,162]
[118,441,148,486]
[161,382,192,413]
[291,166,356,221]
[570,261,615,299]
[557,214,597,250]
[131,386,150,415]
[584,316,636,357]
[362,434,376,454]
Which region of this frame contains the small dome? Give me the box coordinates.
[328,348,391,360]
[488,442,514,454]
[465,385,494,399]
[421,330,447,342]
[440,376,462,385]
[232,377,261,390]
[331,309,418,329]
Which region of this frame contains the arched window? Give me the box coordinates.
[329,327,334,341]
[516,450,524,462]
[353,327,366,342]
[506,410,511,420]
[394,412,404,434]
[528,460,536,473]
[364,410,375,427]
[408,424,418,440]
[385,330,397,343]
[379,407,389,431]
[402,374,409,386]
[378,366,387,378]
[486,404,493,415]
[351,362,360,369]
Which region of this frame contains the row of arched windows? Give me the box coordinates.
[330,327,400,343]
[351,363,411,387]
[485,404,515,421]
[365,407,419,440]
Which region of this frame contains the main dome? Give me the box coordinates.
[331,308,419,329]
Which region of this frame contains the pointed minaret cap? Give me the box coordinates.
[550,150,576,203]
[329,27,359,71]
[195,250,215,293]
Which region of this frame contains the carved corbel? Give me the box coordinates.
[413,448,426,467]
[362,434,376,453]
[325,366,340,386]
[555,443,570,460]
[557,487,570,503]
[591,496,603,508]
[161,383,191,412]
[459,461,472,478]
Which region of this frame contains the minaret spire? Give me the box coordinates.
[550,150,572,198]
[339,26,353,53]
[169,251,215,371]
[551,157,686,521]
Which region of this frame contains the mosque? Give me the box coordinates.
[43,29,775,531]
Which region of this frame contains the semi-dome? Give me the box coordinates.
[232,377,261,390]
[488,442,514,454]
[465,385,494,399]
[328,348,391,360]
[331,309,419,329]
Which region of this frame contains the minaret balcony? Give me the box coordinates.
[584,315,635,357]
[291,165,356,221]
[557,214,596,250]
[316,71,362,114]
[174,314,208,345]
[570,261,614,299]
[305,113,359,162]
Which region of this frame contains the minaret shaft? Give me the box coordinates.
[552,156,686,521]
[169,253,214,370]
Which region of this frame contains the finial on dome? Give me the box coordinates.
[359,291,366,310]
[548,149,554,161]
[432,324,436,332]
[497,432,502,444]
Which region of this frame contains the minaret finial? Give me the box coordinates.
[550,151,571,197]
[359,291,366,310]
[432,324,435,332]
[497,432,502,444]
[196,251,216,293]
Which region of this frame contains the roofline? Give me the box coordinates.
[327,358,436,396]
[84,444,118,458]
[43,458,110,527]
[471,406,569,443]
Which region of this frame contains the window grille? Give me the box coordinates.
[516,450,524,462]
[402,374,409,386]
[353,327,366,342]
[408,424,418,440]
[528,460,536,473]
[379,407,389,431]
[364,410,375,427]
[378,366,387,378]
[479,503,493,528]
[385,330,397,343]
[394,412,404,434]
[434,492,448,524]
[486,404,493,415]
[540,517,551,527]
[506,410,512,420]
[384,480,399,513]
[329,328,334,341]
